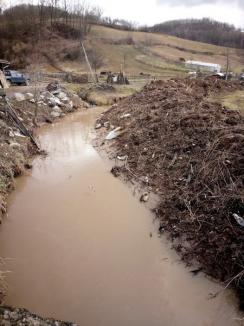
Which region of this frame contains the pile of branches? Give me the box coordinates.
[98,77,244,307]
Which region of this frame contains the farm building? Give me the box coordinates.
[185,60,221,73]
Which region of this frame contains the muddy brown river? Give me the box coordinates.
[0,108,242,325]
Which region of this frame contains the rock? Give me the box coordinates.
[48,97,62,107]
[40,91,53,100]
[56,91,67,100]
[14,93,25,102]
[67,100,73,110]
[52,106,62,113]
[25,92,34,100]
[70,94,89,108]
[46,81,59,92]
[50,111,61,118]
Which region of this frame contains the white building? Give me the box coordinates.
[185,60,221,73]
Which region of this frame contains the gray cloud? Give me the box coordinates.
[157,0,244,8]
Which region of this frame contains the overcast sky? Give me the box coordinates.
[89,0,244,28]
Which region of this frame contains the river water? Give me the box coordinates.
[0,108,241,326]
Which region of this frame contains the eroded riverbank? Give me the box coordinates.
[0,107,242,326]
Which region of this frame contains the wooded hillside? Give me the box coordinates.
[147,18,244,49]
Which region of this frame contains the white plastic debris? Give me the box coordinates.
[117,155,128,161]
[95,123,102,129]
[233,213,244,227]
[105,127,122,140]
[14,93,25,102]
[120,113,131,119]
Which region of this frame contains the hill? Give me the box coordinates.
[1,5,244,76]
[148,18,244,49]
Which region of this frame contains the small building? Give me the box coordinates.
[185,60,221,73]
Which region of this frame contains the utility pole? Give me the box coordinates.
[225,48,230,81]
[81,42,97,84]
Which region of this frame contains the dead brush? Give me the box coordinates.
[98,77,244,308]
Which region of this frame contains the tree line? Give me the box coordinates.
[144,18,244,49]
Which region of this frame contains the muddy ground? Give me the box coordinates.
[95,77,244,308]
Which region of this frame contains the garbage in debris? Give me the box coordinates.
[105,127,122,140]
[120,113,131,119]
[233,214,244,227]
[117,155,128,161]
[140,193,149,202]
[97,77,244,306]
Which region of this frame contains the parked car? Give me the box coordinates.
[3,70,28,86]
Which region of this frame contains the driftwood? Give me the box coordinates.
[3,96,40,150]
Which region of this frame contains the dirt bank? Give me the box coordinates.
[95,77,244,308]
[0,306,76,326]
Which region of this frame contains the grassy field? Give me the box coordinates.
[209,90,244,115]
[50,24,244,77]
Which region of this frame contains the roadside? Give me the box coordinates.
[94,77,244,309]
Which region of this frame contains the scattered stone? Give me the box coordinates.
[25,93,34,100]
[14,93,25,102]
[0,306,76,326]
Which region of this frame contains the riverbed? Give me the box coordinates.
[0,108,241,326]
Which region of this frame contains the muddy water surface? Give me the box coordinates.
[0,108,241,326]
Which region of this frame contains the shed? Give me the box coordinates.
[185,60,221,73]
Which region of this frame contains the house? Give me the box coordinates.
[185,60,221,73]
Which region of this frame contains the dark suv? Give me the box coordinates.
[4,70,28,86]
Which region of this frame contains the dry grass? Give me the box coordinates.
[33,24,244,77]
[208,90,244,116]
[86,25,244,74]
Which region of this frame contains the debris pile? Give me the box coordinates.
[0,306,76,326]
[96,78,244,306]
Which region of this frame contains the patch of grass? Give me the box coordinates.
[209,90,244,115]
